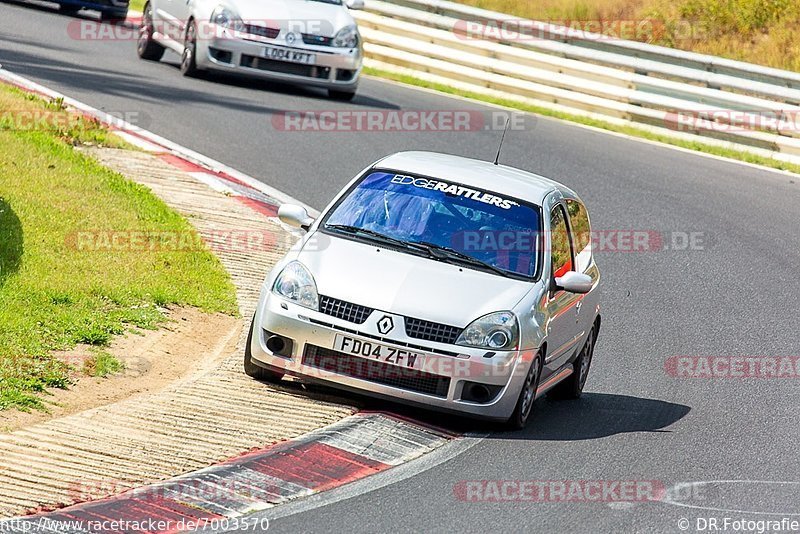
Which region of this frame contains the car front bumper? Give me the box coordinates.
[195,32,361,91]
[249,289,534,421]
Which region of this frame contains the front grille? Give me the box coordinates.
[308,318,462,357]
[319,296,373,324]
[405,317,462,345]
[239,55,331,79]
[243,24,280,39]
[303,345,450,397]
[302,34,334,46]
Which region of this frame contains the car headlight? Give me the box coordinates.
[332,25,359,48]
[272,261,319,310]
[456,311,519,350]
[211,6,245,32]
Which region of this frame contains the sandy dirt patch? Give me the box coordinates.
[1,307,240,432]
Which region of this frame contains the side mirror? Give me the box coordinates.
[345,0,365,9]
[555,271,593,294]
[278,204,314,231]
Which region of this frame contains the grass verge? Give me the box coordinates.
[0,83,238,412]
[452,0,800,72]
[0,87,134,150]
[365,66,800,176]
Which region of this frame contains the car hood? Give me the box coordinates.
[297,233,534,328]
[228,0,354,36]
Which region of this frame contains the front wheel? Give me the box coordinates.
[548,326,596,400]
[137,3,164,61]
[506,352,542,430]
[244,316,284,383]
[180,20,200,77]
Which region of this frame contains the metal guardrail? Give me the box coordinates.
[354,0,800,164]
[379,0,800,90]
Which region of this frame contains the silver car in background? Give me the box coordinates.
[137,0,363,100]
[245,152,601,428]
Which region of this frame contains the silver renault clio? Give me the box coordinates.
[245,152,601,428]
[137,0,363,100]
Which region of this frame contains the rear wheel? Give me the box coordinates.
[137,3,164,61]
[180,20,200,77]
[506,352,542,430]
[548,326,596,400]
[244,316,284,383]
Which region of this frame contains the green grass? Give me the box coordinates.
[0,87,134,150]
[365,66,800,176]
[82,351,125,378]
[0,83,238,412]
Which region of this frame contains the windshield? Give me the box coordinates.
[323,171,541,278]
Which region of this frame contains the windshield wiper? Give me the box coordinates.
[325,225,514,277]
[414,241,512,277]
[325,224,425,251]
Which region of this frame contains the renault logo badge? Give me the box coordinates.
[377,315,394,335]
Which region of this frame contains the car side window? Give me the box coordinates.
[550,204,573,279]
[566,199,591,273]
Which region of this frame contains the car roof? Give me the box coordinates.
[373,151,573,206]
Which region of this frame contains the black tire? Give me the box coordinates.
[100,9,127,21]
[180,20,200,77]
[506,352,542,430]
[137,3,164,61]
[328,89,357,101]
[548,326,596,400]
[244,316,284,383]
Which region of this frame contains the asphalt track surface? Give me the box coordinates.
[2,3,800,532]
